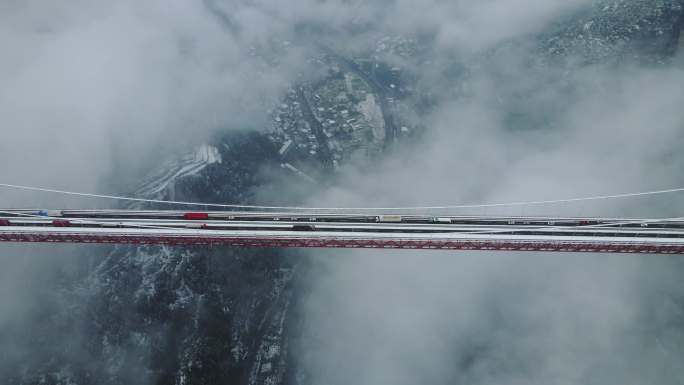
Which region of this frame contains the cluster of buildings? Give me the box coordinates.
[266,89,320,182]
[267,68,387,178]
[307,70,385,159]
[373,35,417,58]
[266,47,418,182]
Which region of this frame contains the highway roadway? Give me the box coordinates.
[1,209,684,254]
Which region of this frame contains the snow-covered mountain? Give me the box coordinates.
[5,1,683,384]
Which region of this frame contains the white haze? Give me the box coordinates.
[0,0,683,384]
[316,64,684,218]
[0,0,306,206]
[0,0,593,205]
[297,2,684,385]
[301,63,684,384]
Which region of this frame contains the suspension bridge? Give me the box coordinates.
[1,183,684,254]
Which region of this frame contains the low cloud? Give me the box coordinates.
[1,0,683,383]
[298,1,684,384]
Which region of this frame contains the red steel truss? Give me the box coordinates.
[1,232,683,254]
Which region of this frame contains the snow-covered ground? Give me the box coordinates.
[135,145,222,198]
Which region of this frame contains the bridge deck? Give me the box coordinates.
[1,210,683,254]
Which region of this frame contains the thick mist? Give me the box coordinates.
[315,63,684,217]
[297,2,684,385]
[0,3,303,378]
[0,0,311,206]
[0,2,307,380]
[0,0,594,202]
[1,0,683,384]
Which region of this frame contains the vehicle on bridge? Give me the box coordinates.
[292,224,316,231]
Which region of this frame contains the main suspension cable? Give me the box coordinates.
[1,182,683,212]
